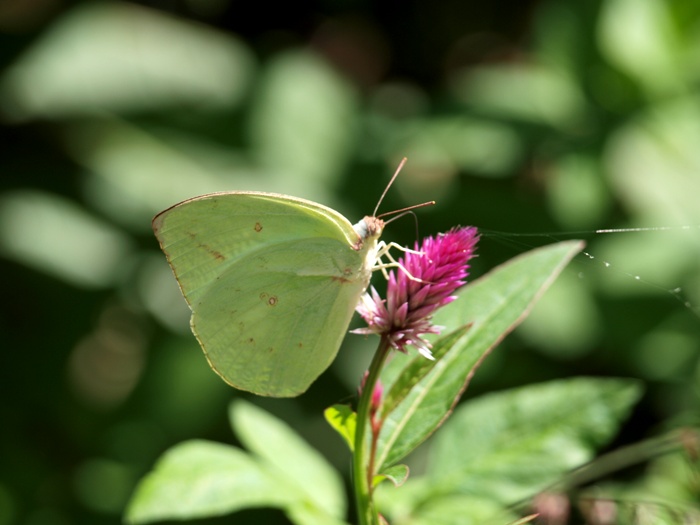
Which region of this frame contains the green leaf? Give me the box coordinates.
[249,50,357,187]
[230,400,346,519]
[0,190,133,288]
[452,63,588,128]
[380,325,472,419]
[375,478,516,525]
[599,0,681,94]
[325,404,357,452]
[427,377,643,503]
[124,440,293,523]
[286,504,352,525]
[375,241,583,470]
[374,464,410,488]
[1,2,254,119]
[409,495,515,525]
[126,402,349,525]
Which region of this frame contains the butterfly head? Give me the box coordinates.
[352,216,385,250]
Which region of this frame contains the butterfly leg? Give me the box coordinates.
[372,241,427,282]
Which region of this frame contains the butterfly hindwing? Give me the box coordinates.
[193,237,370,396]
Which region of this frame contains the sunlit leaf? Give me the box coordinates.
[71,119,259,230]
[598,0,682,94]
[125,440,293,523]
[0,190,133,288]
[1,2,254,119]
[600,98,700,295]
[606,97,700,229]
[393,116,523,180]
[248,50,358,191]
[325,404,357,452]
[230,400,346,519]
[286,504,352,525]
[452,64,588,128]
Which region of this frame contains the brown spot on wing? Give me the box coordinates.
[331,267,356,284]
[208,249,225,261]
[184,231,225,261]
[259,292,278,306]
[254,222,263,232]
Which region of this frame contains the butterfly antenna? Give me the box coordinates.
[373,157,408,217]
[378,202,435,222]
[384,210,421,241]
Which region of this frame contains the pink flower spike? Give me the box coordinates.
[353,227,479,358]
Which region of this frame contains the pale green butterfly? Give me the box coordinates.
[153,159,419,397]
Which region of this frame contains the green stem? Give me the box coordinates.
[353,337,391,525]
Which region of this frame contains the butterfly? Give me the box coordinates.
[153,160,418,397]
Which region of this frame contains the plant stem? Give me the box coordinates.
[353,337,391,525]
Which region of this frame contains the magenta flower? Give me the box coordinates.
[354,227,479,359]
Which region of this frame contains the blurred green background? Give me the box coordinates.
[1,0,700,523]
